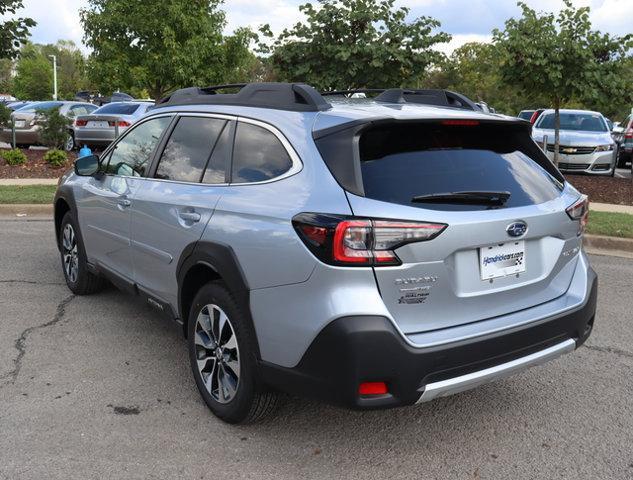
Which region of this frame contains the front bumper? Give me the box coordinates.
[544,150,616,175]
[261,271,597,409]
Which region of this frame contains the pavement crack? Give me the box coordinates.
[584,343,633,360]
[0,294,75,387]
[0,279,65,286]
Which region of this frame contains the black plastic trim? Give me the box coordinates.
[261,276,597,409]
[155,83,332,112]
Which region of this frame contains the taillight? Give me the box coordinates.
[441,119,479,126]
[529,111,540,124]
[293,213,447,266]
[566,195,589,235]
[74,119,88,127]
[108,120,131,127]
[625,128,633,139]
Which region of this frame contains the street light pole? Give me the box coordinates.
[48,55,57,100]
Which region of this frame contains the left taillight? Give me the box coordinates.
[293,213,447,266]
[74,119,87,127]
[566,195,589,235]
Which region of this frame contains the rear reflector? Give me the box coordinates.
[358,382,388,396]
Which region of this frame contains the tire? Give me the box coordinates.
[187,282,278,424]
[64,132,75,151]
[615,147,625,168]
[59,212,105,295]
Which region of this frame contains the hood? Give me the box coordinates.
[533,128,613,146]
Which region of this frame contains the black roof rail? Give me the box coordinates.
[321,88,478,111]
[155,82,331,112]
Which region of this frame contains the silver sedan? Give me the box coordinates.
[73,101,154,150]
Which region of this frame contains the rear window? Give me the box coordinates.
[517,111,534,121]
[94,103,141,115]
[19,101,62,112]
[537,112,607,132]
[356,122,563,211]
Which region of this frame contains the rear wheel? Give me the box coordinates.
[64,132,75,151]
[187,282,278,424]
[59,212,105,294]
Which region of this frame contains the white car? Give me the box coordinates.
[532,109,617,176]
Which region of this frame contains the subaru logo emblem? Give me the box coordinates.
[506,221,528,238]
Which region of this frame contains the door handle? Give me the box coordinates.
[118,198,131,207]
[179,211,201,222]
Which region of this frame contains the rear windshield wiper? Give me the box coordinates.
[411,191,511,205]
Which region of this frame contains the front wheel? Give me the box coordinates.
[59,212,105,294]
[187,282,279,423]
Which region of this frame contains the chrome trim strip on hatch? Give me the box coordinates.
[415,338,576,404]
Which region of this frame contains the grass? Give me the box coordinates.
[587,211,633,239]
[0,185,57,204]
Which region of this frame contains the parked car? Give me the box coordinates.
[5,101,38,111]
[54,83,596,424]
[73,101,154,149]
[614,113,633,169]
[94,92,134,106]
[532,109,617,175]
[517,109,535,121]
[0,101,98,150]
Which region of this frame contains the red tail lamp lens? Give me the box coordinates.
[359,382,388,396]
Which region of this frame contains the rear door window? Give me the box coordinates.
[155,116,227,183]
[358,122,563,211]
[231,122,293,183]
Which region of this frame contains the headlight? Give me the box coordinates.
[595,144,614,152]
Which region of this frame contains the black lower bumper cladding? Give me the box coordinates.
[261,277,597,409]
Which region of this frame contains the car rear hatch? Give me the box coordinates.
[314,118,585,335]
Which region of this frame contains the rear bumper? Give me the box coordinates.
[261,270,597,409]
[0,128,41,144]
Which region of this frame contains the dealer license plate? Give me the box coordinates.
[479,241,526,280]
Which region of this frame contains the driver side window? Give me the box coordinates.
[105,116,172,177]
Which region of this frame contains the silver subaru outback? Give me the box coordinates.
[54,83,597,423]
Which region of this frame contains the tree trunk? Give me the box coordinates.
[553,100,560,166]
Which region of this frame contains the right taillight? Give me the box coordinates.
[566,195,589,235]
[293,213,447,266]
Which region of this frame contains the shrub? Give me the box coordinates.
[2,148,27,166]
[43,149,68,168]
[38,107,72,149]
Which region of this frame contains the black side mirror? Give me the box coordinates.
[74,154,100,176]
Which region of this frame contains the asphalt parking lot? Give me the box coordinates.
[1,220,632,480]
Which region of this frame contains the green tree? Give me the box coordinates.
[260,0,451,91]
[493,1,632,164]
[0,0,35,59]
[80,0,254,100]
[41,40,91,100]
[12,43,52,100]
[0,57,13,92]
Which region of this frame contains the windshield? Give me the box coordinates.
[17,101,62,113]
[94,103,143,115]
[537,112,607,132]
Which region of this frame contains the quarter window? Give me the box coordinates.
[231,122,293,183]
[155,117,227,183]
[105,116,171,177]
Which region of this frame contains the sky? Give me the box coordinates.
[6,0,633,55]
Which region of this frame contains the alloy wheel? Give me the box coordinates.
[194,304,241,404]
[62,223,79,283]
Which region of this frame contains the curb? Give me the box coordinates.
[583,234,633,259]
[0,204,53,217]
